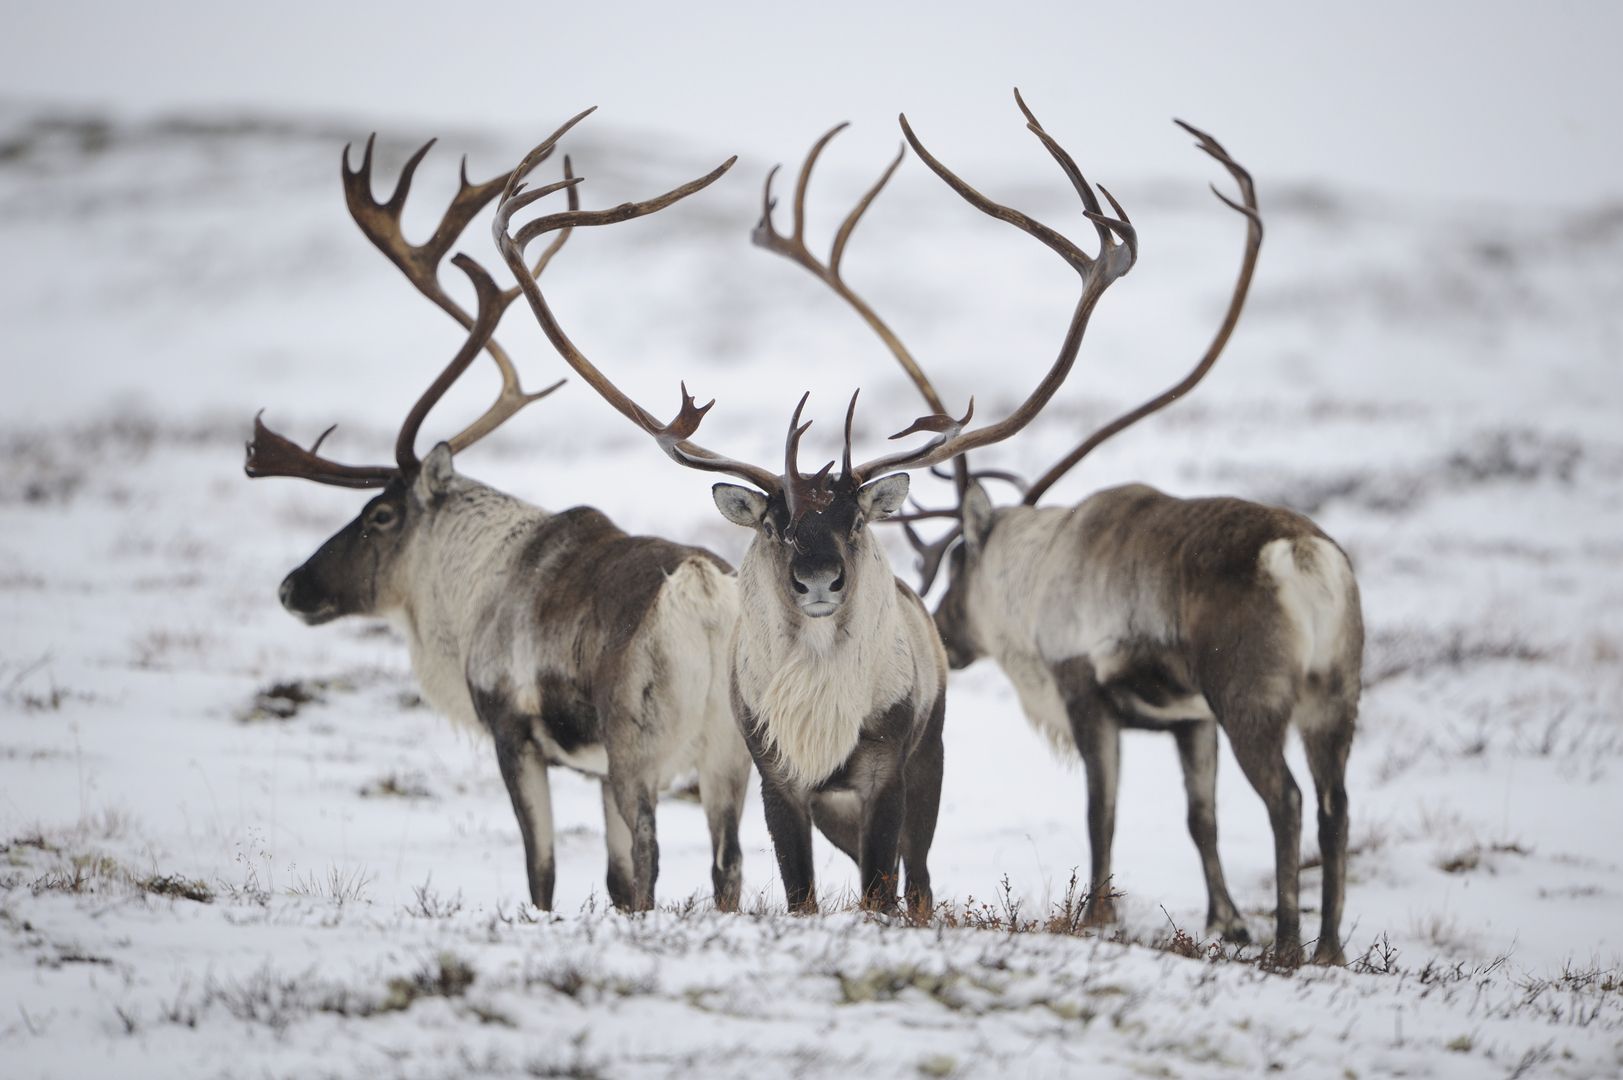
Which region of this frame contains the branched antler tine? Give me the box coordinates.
[495,116,777,492]
[930,463,1030,494]
[443,171,580,454]
[1015,89,1104,222]
[244,411,395,488]
[829,142,905,278]
[900,520,962,594]
[785,393,826,477]
[510,156,735,250]
[782,392,835,532]
[840,389,859,480]
[753,165,784,245]
[339,127,554,451]
[1022,119,1263,505]
[527,156,580,280]
[445,375,566,456]
[386,138,436,212]
[852,102,1142,484]
[1091,185,1140,263]
[308,423,338,456]
[394,254,512,470]
[500,176,585,220]
[849,398,975,481]
[792,123,848,242]
[891,500,962,523]
[899,113,1089,271]
[341,133,376,192]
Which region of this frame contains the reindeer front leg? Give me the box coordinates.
[738,702,818,912]
[1055,658,1121,927]
[759,772,818,913]
[859,775,905,913]
[480,702,556,910]
[854,703,915,914]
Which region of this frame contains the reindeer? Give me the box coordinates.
[883,98,1362,965]
[246,115,752,913]
[493,100,1136,915]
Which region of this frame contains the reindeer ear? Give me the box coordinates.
[961,481,994,556]
[414,442,457,502]
[713,484,769,529]
[856,473,910,520]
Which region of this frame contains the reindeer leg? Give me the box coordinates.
[900,691,947,917]
[478,699,555,910]
[1223,715,1303,964]
[696,723,749,912]
[600,782,637,911]
[1174,720,1248,942]
[859,774,906,914]
[606,773,659,913]
[1059,661,1121,926]
[1302,716,1353,966]
[760,772,818,913]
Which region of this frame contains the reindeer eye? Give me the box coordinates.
[850,514,866,536]
[367,506,397,529]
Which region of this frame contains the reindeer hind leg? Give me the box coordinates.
[1174,720,1248,942]
[1299,693,1354,966]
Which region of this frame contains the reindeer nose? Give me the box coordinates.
[791,563,845,607]
[278,574,297,611]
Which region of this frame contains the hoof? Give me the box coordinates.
[1211,921,1251,945]
[1312,942,1347,966]
[1267,938,1305,968]
[1081,898,1118,929]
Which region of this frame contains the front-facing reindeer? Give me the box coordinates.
[248,114,752,912]
[894,103,1363,965]
[494,99,1135,914]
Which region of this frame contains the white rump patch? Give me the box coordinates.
[1260,537,1354,678]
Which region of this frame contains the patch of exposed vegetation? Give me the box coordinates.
[381,952,476,1012]
[407,878,464,919]
[238,678,331,722]
[1365,626,1548,688]
[358,772,434,800]
[285,865,373,906]
[1226,427,1588,517]
[139,873,214,903]
[1437,841,1532,875]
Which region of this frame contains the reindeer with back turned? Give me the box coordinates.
[495,95,1137,916]
[819,95,1358,965]
[246,112,753,913]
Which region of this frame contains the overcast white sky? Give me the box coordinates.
[4,0,1620,205]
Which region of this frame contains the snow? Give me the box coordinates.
[2,67,1622,1080]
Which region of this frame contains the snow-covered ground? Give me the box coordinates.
[2,105,1621,1077]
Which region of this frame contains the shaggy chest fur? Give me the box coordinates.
[733,539,933,788]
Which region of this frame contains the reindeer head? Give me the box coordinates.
[277,452,454,624]
[248,131,578,626]
[710,393,914,618]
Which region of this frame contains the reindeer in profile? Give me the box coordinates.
[876,97,1361,965]
[495,97,1136,915]
[247,113,751,913]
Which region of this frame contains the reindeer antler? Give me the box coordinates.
[247,133,575,487]
[492,110,781,495]
[821,88,1135,499]
[897,110,1262,591]
[1020,119,1261,504]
